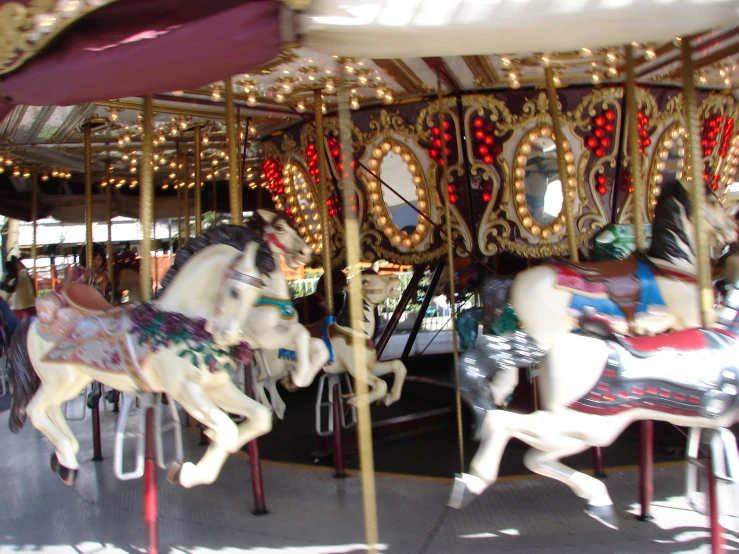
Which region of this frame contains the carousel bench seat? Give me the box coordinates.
[61,282,115,315]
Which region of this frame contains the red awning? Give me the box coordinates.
[0,0,285,106]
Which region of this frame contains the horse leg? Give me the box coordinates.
[206,379,273,447]
[45,374,94,456]
[27,375,91,481]
[166,381,240,488]
[290,328,328,388]
[524,445,617,529]
[450,409,514,509]
[368,359,407,406]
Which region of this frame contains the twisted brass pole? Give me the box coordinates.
[184,152,191,240]
[224,77,242,225]
[194,125,202,235]
[314,90,334,315]
[681,40,713,327]
[625,45,645,251]
[106,158,114,283]
[31,170,37,293]
[545,67,578,262]
[140,96,154,301]
[437,82,464,474]
[84,123,94,268]
[337,64,379,554]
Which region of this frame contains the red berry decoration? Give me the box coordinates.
[595,116,606,127]
[474,118,484,129]
[605,110,616,121]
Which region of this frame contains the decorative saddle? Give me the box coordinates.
[574,312,739,419]
[553,256,666,330]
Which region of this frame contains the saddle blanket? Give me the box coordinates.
[554,259,666,319]
[43,310,148,374]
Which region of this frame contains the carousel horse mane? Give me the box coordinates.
[335,269,378,334]
[646,179,695,265]
[154,224,275,300]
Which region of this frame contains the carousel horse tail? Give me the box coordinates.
[459,331,546,439]
[7,318,39,433]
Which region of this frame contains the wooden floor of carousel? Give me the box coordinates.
[0,394,737,554]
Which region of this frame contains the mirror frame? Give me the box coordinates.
[512,125,576,239]
[283,160,322,253]
[366,139,432,248]
[647,121,686,221]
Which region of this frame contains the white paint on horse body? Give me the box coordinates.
[462,332,739,521]
[22,242,272,488]
[253,271,407,415]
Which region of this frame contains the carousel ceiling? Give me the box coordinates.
[1,17,739,221]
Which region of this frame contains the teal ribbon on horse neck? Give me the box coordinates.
[256,296,296,318]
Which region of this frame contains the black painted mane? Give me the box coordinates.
[335,269,377,330]
[647,179,695,265]
[154,224,275,299]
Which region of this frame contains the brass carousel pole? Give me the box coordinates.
[314,89,345,477]
[625,44,653,521]
[84,121,104,463]
[625,45,645,252]
[337,63,379,554]
[184,152,191,240]
[545,67,578,262]
[139,95,159,554]
[224,77,242,225]
[31,170,38,294]
[314,90,334,316]
[437,82,465,474]
[194,125,203,234]
[106,157,114,290]
[176,143,183,245]
[682,39,713,327]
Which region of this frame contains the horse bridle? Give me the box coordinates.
[211,256,265,321]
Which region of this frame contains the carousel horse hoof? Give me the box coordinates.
[448,474,480,510]
[585,503,619,530]
[104,390,120,405]
[49,453,59,473]
[166,461,184,485]
[86,391,101,409]
[280,376,300,393]
[56,462,78,487]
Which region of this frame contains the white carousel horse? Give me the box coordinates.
[479,179,737,346]
[208,209,330,397]
[7,220,325,488]
[450,306,739,529]
[254,269,406,416]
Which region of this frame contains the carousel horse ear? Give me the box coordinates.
[257,209,276,225]
[371,261,380,273]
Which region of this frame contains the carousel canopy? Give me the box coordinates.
[300,0,739,59]
[0,1,738,223]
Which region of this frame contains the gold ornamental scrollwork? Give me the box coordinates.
[0,0,117,75]
[476,91,600,258]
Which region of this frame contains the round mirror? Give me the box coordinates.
[366,140,431,248]
[524,136,562,227]
[649,123,686,218]
[283,161,322,252]
[512,126,575,238]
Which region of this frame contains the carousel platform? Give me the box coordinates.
[0,394,737,554]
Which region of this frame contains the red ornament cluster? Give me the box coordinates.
[701,114,735,190]
[472,117,496,165]
[585,110,617,159]
[305,142,320,179]
[428,120,452,167]
[481,181,493,203]
[263,158,284,195]
[635,111,651,153]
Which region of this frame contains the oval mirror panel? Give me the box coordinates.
[367,140,431,248]
[524,136,562,227]
[649,124,686,218]
[283,161,322,252]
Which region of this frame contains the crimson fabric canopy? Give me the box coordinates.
[0,0,284,114]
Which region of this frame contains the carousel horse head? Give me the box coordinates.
[354,269,401,307]
[648,179,737,267]
[257,209,313,270]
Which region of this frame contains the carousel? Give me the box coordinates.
[0,1,739,553]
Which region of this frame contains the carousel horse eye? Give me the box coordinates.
[229,287,239,300]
